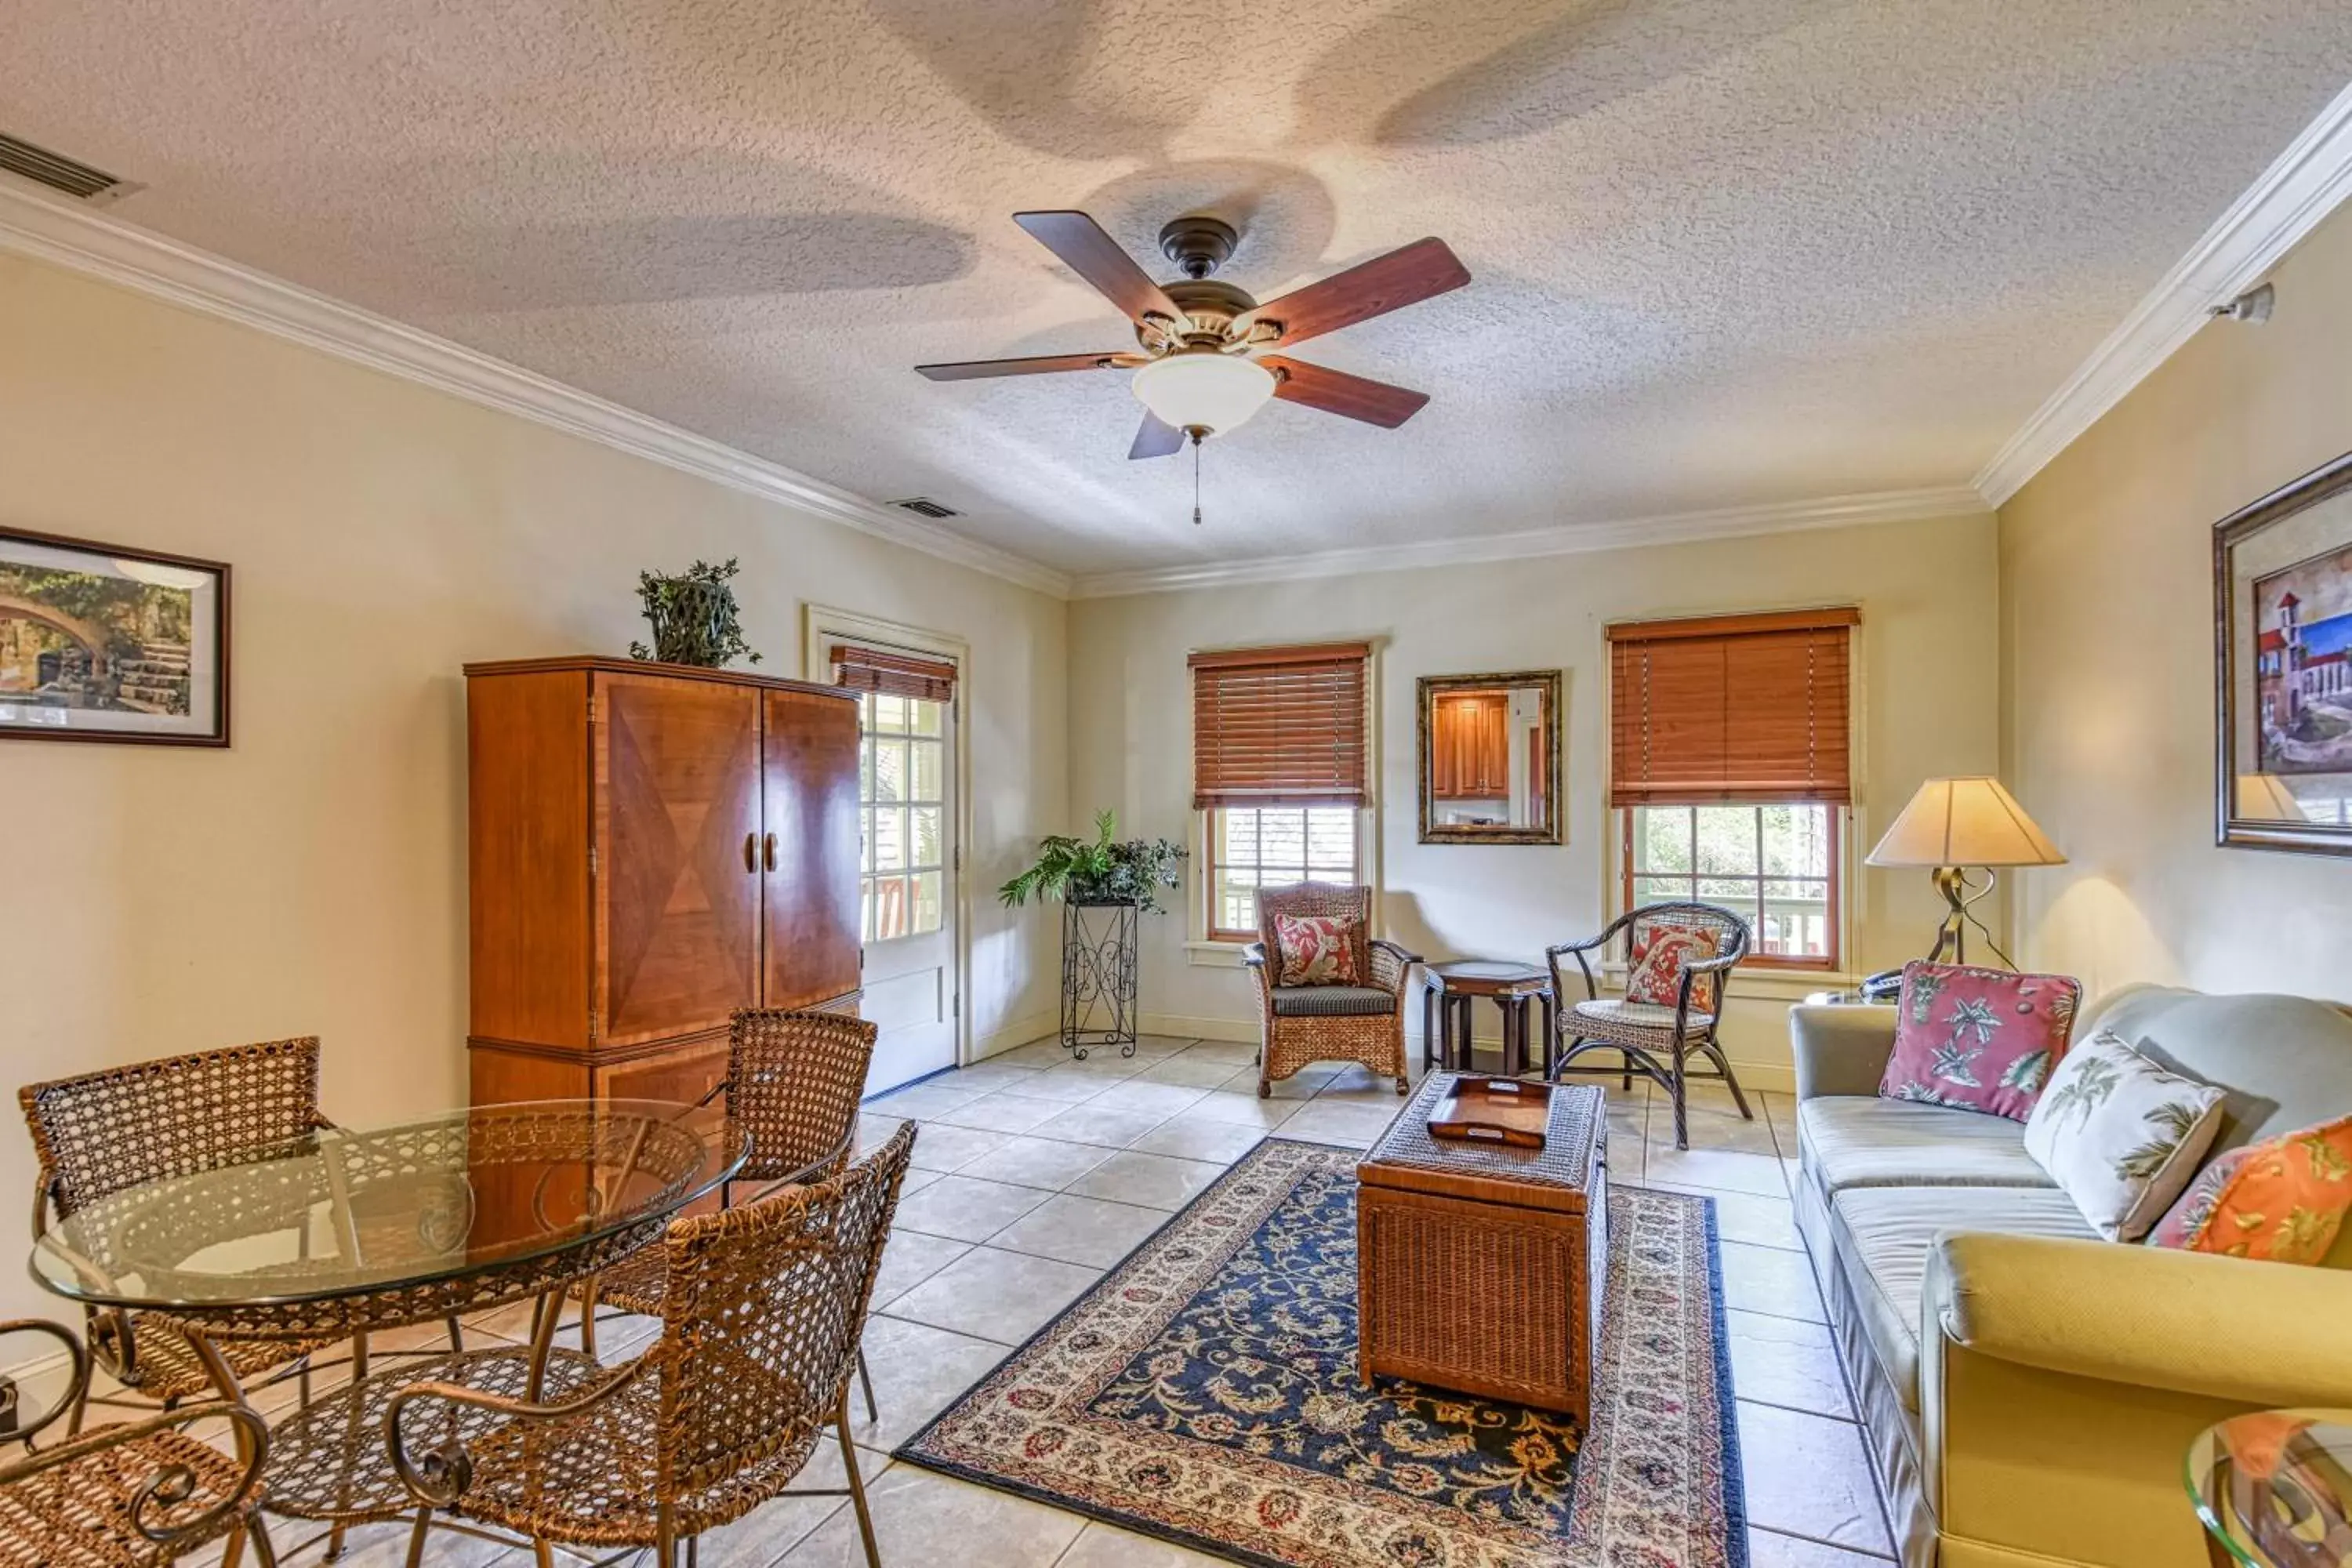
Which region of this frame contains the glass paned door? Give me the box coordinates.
[853,686,956,1091]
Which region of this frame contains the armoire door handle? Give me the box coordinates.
[744,832,759,873]
[763,833,778,872]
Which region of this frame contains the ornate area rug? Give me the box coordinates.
[897,1138,1744,1568]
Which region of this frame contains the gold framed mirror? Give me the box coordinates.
[1417,670,1562,844]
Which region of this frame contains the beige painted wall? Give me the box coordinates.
[0,254,1067,1324]
[2001,200,2352,1003]
[1067,511,2002,1086]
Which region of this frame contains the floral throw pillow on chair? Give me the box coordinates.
[1272,913,1363,987]
[1624,921,1723,1011]
[1878,960,2083,1121]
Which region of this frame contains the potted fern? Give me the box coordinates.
[1000,811,1185,1060]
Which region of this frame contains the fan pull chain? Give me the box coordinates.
[1192,433,1203,526]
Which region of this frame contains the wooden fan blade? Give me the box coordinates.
[1261,356,1431,427]
[1014,211,1181,326]
[1244,238,1469,347]
[1129,410,1188,459]
[916,352,1133,381]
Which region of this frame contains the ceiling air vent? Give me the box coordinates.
[891,497,961,520]
[0,130,124,201]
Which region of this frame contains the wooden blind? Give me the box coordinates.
[1606,608,1857,808]
[1190,642,1370,810]
[830,644,957,703]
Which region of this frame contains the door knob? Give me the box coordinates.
[763,833,778,872]
[743,832,758,873]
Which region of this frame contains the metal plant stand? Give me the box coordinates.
[1061,898,1140,1061]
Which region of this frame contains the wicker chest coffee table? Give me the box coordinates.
[1356,1073,1608,1420]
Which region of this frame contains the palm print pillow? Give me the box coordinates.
[1272,913,1363,987]
[2148,1114,2352,1264]
[1877,960,2083,1121]
[2022,1030,2227,1240]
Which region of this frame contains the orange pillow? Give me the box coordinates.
[1272,913,1363,986]
[2147,1115,2352,1263]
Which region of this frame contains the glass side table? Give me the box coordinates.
[2188,1410,2352,1567]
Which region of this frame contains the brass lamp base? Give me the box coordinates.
[1924,865,1999,967]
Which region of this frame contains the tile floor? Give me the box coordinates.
[197,1034,1893,1566]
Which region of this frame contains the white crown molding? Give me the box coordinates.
[0,177,1075,599]
[1069,486,1988,599]
[1973,79,2352,508]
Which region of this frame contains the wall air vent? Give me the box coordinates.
[891,497,961,520]
[0,131,124,201]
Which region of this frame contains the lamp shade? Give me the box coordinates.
[1866,777,2066,868]
[1131,350,1276,435]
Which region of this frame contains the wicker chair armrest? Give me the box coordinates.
[1367,940,1419,996]
[0,1318,87,1446]
[1240,942,1269,967]
[1684,949,1742,975]
[0,1398,269,1548]
[1543,934,1612,958]
[386,1354,654,1508]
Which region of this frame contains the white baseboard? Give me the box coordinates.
[1138,1012,1798,1095]
[971,1011,1056,1062]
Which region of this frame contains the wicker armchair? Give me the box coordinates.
[1545,902,1754,1149]
[1243,883,1422,1098]
[387,1123,917,1568]
[18,1038,351,1429]
[581,1009,877,1414]
[0,1319,278,1566]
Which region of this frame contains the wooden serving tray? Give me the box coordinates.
[1425,1076,1552,1149]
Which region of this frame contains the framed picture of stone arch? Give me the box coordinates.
[0,528,230,746]
[2216,450,2352,853]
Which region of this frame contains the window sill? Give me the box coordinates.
[1186,941,1252,969]
[1595,961,1857,1003]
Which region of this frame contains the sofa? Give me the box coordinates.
[1788,984,2352,1568]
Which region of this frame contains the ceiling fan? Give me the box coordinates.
[917,211,1470,460]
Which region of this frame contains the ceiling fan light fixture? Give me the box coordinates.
[1130,350,1276,437]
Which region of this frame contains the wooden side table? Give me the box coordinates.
[1422,960,1555,1078]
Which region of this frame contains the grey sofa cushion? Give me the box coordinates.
[1271,985,1395,1018]
[1827,1185,2098,1419]
[1798,1096,2056,1203]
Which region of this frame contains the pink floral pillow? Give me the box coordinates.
[1877,960,2082,1121]
[1273,914,1363,986]
[1626,921,1724,1011]
[2148,1115,2352,1263]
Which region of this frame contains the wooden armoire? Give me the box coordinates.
[1429,690,1511,799]
[463,657,862,1116]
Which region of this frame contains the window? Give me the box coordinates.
[1625,804,1838,965]
[1206,807,1359,940]
[855,691,946,942]
[1190,641,1372,942]
[831,642,957,946]
[1606,608,1857,971]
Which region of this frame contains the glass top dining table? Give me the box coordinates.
[28,1098,750,1348]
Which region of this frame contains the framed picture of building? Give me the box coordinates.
[0,528,230,746]
[2216,451,2352,852]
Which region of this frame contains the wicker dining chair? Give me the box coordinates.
[1243,882,1422,1098]
[18,1037,354,1430]
[579,1009,878,1411]
[0,1319,278,1567]
[387,1122,917,1568]
[1545,902,1754,1149]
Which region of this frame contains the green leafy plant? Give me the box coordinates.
[1000,810,1186,915]
[628,557,760,668]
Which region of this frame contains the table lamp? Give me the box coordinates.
[1866,776,2065,968]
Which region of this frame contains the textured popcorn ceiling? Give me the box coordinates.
[4,2,2350,576]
